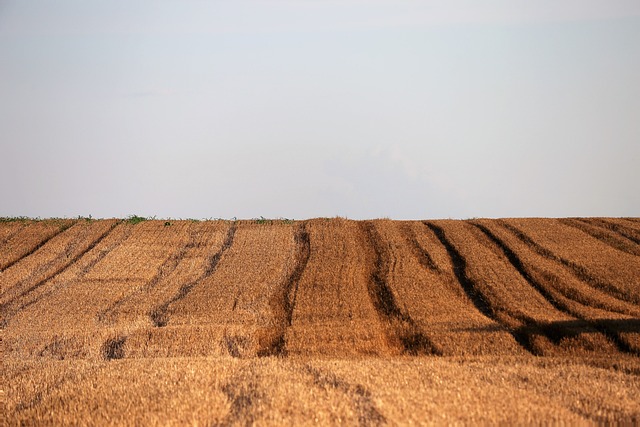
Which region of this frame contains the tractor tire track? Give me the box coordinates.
[101,335,127,360]
[0,222,118,328]
[302,364,386,426]
[0,223,28,249]
[498,220,640,305]
[0,221,75,273]
[400,223,439,273]
[558,219,640,257]
[97,227,200,324]
[214,366,264,426]
[13,362,106,414]
[362,221,441,355]
[588,219,640,245]
[424,223,494,318]
[213,362,379,426]
[258,222,310,357]
[149,222,237,327]
[1,222,86,300]
[425,222,537,354]
[471,222,637,355]
[12,222,132,318]
[619,217,640,229]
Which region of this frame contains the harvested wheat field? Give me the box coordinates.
[2,217,640,424]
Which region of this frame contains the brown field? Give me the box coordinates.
[1,217,639,424]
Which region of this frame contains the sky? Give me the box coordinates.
[1,1,639,220]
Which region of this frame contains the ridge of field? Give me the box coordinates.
[503,219,640,304]
[473,219,640,354]
[558,218,640,256]
[2,217,639,424]
[286,219,393,357]
[0,219,76,272]
[368,220,523,355]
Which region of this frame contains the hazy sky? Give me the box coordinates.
[1,1,639,219]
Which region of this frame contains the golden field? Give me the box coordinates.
[2,217,639,424]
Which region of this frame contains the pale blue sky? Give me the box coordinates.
[1,1,639,219]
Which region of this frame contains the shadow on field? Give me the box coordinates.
[521,319,640,339]
[459,318,640,335]
[456,319,640,353]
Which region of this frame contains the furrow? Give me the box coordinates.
[13,223,132,316]
[362,221,441,355]
[96,227,198,324]
[214,365,263,426]
[474,224,636,317]
[620,218,640,229]
[301,364,387,426]
[286,224,310,326]
[498,220,640,305]
[400,223,439,273]
[77,224,134,277]
[0,223,27,248]
[588,218,640,245]
[204,223,237,276]
[1,223,84,301]
[424,223,494,319]
[284,219,398,357]
[471,223,572,314]
[471,222,636,355]
[372,221,524,356]
[0,222,118,328]
[425,222,537,354]
[101,335,127,360]
[13,363,105,413]
[149,222,237,327]
[559,219,640,257]
[0,221,75,273]
[14,223,119,301]
[258,222,310,357]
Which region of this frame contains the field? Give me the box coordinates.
[2,217,640,424]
